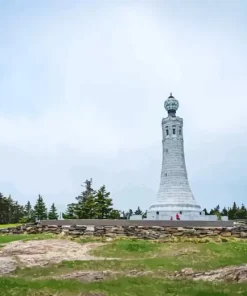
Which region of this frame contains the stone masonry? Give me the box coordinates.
[147,93,223,221]
[0,224,246,240]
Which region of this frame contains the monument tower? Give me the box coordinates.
[147,93,202,220]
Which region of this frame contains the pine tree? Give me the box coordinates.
[18,201,35,223]
[237,204,247,219]
[221,207,228,217]
[48,203,59,220]
[108,209,121,219]
[127,209,133,219]
[142,210,147,219]
[0,193,25,224]
[76,179,95,202]
[228,201,238,220]
[121,211,128,219]
[34,194,47,220]
[134,206,143,215]
[64,179,128,220]
[94,185,113,219]
[62,203,77,219]
[74,179,97,218]
[24,201,32,217]
[76,194,97,218]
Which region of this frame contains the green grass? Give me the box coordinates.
[92,239,161,258]
[0,233,54,244]
[0,223,22,228]
[1,276,247,296]
[12,240,247,279]
[92,239,247,266]
[3,237,247,295]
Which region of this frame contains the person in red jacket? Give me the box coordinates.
[176,213,180,220]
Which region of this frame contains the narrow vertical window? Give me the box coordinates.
[172,125,176,135]
[165,126,169,135]
[179,127,182,135]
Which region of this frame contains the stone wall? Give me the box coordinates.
[41,219,234,227]
[1,224,247,239]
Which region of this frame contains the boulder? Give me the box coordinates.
[240,232,247,238]
[220,232,232,237]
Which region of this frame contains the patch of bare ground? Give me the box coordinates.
[78,294,105,296]
[48,266,247,284]
[52,270,157,282]
[174,265,247,283]
[0,239,111,275]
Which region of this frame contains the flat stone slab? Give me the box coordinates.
[0,257,17,275]
[0,239,107,275]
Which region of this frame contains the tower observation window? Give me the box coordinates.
[172,125,176,135]
[165,126,169,135]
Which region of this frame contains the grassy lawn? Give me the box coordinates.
[1,276,247,296]
[91,239,247,269]
[0,233,55,244]
[0,223,22,228]
[12,239,247,279]
[2,237,247,295]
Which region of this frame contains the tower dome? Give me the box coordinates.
[164,93,179,116]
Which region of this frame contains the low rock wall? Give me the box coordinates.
[1,224,247,239]
[42,219,234,227]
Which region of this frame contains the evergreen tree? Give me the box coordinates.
[108,209,121,219]
[228,202,238,220]
[24,201,32,218]
[237,204,247,219]
[127,209,133,219]
[48,203,59,220]
[121,211,128,219]
[94,185,113,219]
[221,207,228,217]
[19,201,35,223]
[142,210,147,219]
[134,206,143,215]
[62,203,77,219]
[0,193,25,224]
[76,194,97,218]
[34,194,47,220]
[76,179,95,202]
[74,179,97,218]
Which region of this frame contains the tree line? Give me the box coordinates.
[0,179,121,224]
[0,179,247,224]
[0,193,59,224]
[203,202,247,220]
[62,179,120,219]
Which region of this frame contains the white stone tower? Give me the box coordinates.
[147,93,202,220]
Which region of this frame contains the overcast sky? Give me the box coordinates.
[0,0,246,214]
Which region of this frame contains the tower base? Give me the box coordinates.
[145,209,228,221]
